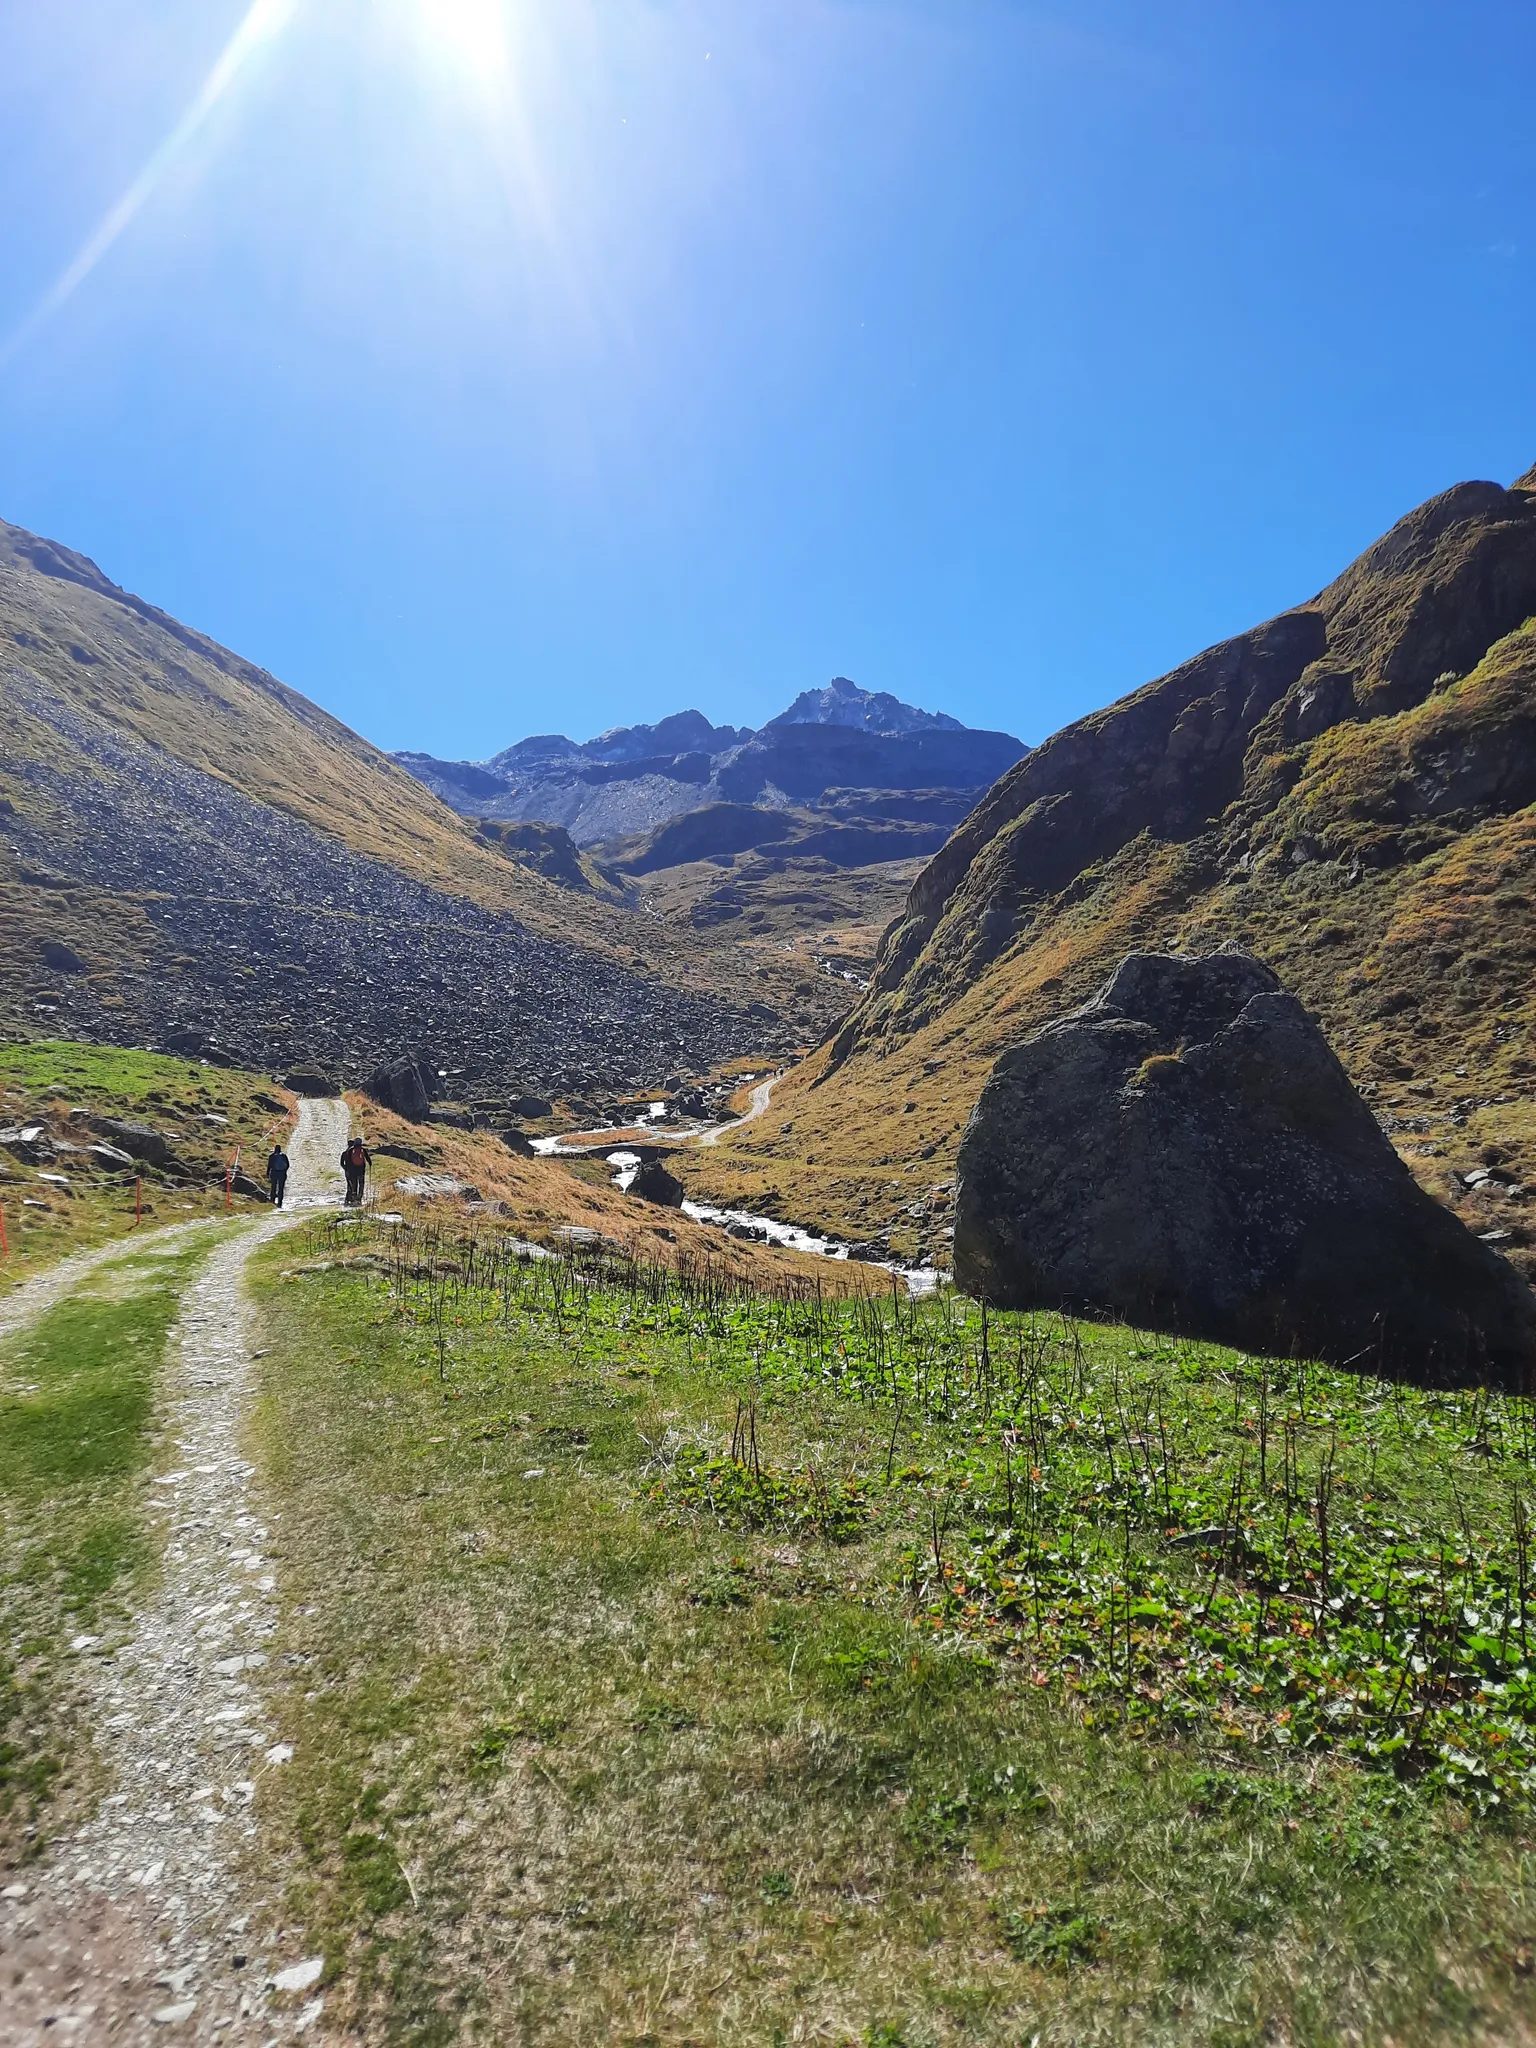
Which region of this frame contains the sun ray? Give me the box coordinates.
[0,0,298,371]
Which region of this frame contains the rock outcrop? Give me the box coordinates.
[363,1056,436,1124]
[70,1113,185,1171]
[284,1068,337,1099]
[953,952,1536,1389]
[698,463,1536,1260]
[610,800,954,878]
[630,1159,685,1208]
[474,819,623,898]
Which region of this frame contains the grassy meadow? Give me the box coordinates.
[243,1215,1536,2045]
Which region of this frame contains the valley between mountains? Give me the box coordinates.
[6,467,1536,1272]
[4,467,1536,2047]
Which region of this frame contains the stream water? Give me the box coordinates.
[536,1129,940,1298]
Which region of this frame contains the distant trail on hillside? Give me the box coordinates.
[697,1071,780,1147]
[0,1098,346,2045]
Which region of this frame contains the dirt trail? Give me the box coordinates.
[0,1220,214,1346]
[696,1070,781,1147]
[0,1097,350,2046]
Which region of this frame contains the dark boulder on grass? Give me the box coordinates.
[72,1113,182,1168]
[953,951,1536,1390]
[38,938,86,974]
[86,1142,137,1173]
[284,1066,337,1099]
[362,1055,435,1123]
[630,1158,685,1208]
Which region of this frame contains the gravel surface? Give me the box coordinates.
[0,1099,347,2046]
[696,1072,781,1146]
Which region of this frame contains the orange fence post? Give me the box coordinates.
[225,1166,232,1213]
[0,1201,9,1259]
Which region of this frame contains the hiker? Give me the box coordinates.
[267,1141,290,1209]
[341,1134,371,1206]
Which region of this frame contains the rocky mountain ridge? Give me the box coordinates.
[763,675,966,735]
[393,677,1025,846]
[687,463,1536,1272]
[0,515,847,1093]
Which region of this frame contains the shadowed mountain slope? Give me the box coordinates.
[688,467,1536,1271]
[0,519,840,1088]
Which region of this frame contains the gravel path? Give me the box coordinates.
[0,1219,215,1347]
[0,1098,350,2046]
[696,1071,781,1146]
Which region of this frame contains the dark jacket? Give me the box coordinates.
[267,1148,290,1179]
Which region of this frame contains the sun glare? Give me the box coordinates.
[416,0,510,80]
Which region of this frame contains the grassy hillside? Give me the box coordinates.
[688,469,1536,1265]
[0,1040,293,1293]
[0,520,843,1063]
[0,523,552,915]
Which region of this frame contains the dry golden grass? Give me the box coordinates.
[350,1097,879,1296]
[635,848,924,964]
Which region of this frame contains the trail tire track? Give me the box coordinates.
[0,1098,349,2045]
[0,1220,213,1348]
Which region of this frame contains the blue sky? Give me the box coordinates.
[2,1,1533,759]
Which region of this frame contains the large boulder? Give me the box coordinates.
[630,1159,685,1208]
[284,1066,337,1098]
[0,1123,53,1164]
[37,938,86,974]
[72,1114,181,1168]
[953,951,1536,1390]
[362,1056,435,1123]
[86,1142,137,1174]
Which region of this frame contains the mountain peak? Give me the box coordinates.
[765,676,965,737]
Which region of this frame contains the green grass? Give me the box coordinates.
[241,1219,1536,2045]
[0,1037,289,1293]
[0,1229,219,1857]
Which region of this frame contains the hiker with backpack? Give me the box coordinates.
[341,1134,371,1206]
[267,1141,291,1208]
